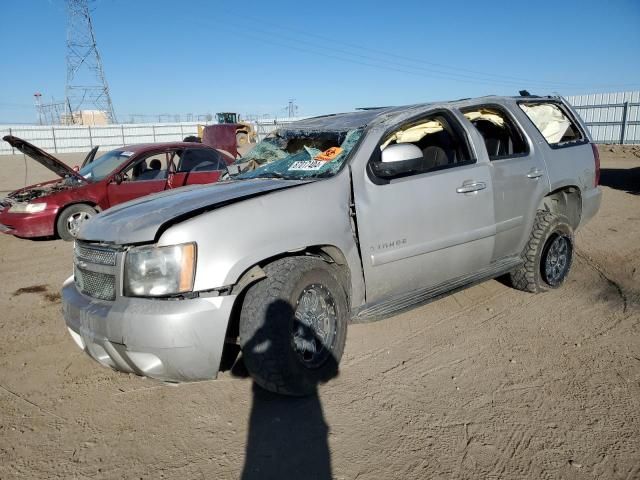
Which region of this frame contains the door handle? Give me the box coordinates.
[527,169,544,179]
[456,181,486,194]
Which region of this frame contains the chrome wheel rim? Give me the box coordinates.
[67,211,92,238]
[543,234,570,285]
[292,284,337,368]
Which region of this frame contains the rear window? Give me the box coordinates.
[519,102,585,147]
[461,106,528,160]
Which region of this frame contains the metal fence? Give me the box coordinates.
[0,118,307,155]
[565,91,640,144]
[3,93,638,155]
[254,118,302,142]
[0,122,206,156]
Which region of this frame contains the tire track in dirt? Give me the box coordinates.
[577,250,629,313]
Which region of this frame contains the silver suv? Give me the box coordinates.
[62,95,602,395]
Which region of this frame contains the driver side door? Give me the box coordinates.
[106,150,171,207]
[353,109,497,303]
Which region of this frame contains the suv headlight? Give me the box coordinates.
[124,243,196,297]
[8,202,47,213]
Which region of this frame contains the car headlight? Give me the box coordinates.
[124,243,196,297]
[8,202,47,213]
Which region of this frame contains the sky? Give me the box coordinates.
[1,0,639,124]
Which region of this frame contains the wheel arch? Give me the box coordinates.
[537,185,582,230]
[223,245,354,350]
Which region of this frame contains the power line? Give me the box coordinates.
[214,13,569,88]
[0,102,35,109]
[201,21,559,90]
[208,9,640,91]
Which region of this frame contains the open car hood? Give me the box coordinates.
[2,135,86,181]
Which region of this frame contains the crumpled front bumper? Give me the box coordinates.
[61,276,237,382]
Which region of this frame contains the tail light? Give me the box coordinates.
[591,143,600,187]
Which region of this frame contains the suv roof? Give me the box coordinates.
[289,95,558,131]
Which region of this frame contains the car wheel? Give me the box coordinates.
[236,132,248,145]
[239,257,349,396]
[510,210,574,293]
[56,204,96,241]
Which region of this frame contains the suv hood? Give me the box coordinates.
[79,178,312,244]
[2,135,86,181]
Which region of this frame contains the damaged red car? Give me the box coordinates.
[0,136,234,240]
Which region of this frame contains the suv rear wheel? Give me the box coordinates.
[510,210,574,293]
[238,257,348,396]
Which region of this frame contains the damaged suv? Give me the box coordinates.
[62,95,601,395]
[0,137,233,240]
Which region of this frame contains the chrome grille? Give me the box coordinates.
[74,265,116,301]
[73,242,119,300]
[74,242,117,266]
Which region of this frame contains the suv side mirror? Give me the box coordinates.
[374,144,423,178]
[113,173,124,185]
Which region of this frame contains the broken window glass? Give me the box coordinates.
[519,102,583,145]
[462,107,528,159]
[235,128,364,180]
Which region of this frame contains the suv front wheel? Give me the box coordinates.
[239,256,348,396]
[510,210,574,293]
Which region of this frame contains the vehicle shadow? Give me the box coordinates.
[599,167,640,195]
[236,299,337,480]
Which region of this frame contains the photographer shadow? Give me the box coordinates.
[237,299,338,480]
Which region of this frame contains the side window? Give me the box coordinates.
[371,112,473,180]
[124,152,169,181]
[519,102,584,146]
[178,148,225,172]
[461,106,528,160]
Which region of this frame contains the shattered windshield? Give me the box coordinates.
[79,150,134,182]
[235,128,363,180]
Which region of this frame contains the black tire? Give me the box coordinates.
[56,204,96,241]
[510,210,574,293]
[239,257,349,396]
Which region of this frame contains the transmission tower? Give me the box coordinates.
[65,0,116,124]
[286,99,299,118]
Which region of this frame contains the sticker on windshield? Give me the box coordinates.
[315,147,343,162]
[288,160,325,171]
[121,151,134,157]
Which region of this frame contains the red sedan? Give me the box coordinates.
[0,136,234,240]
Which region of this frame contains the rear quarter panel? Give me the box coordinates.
[511,100,597,193]
[510,101,598,231]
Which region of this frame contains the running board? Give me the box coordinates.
[352,256,522,323]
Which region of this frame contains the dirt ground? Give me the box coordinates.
[0,146,639,479]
